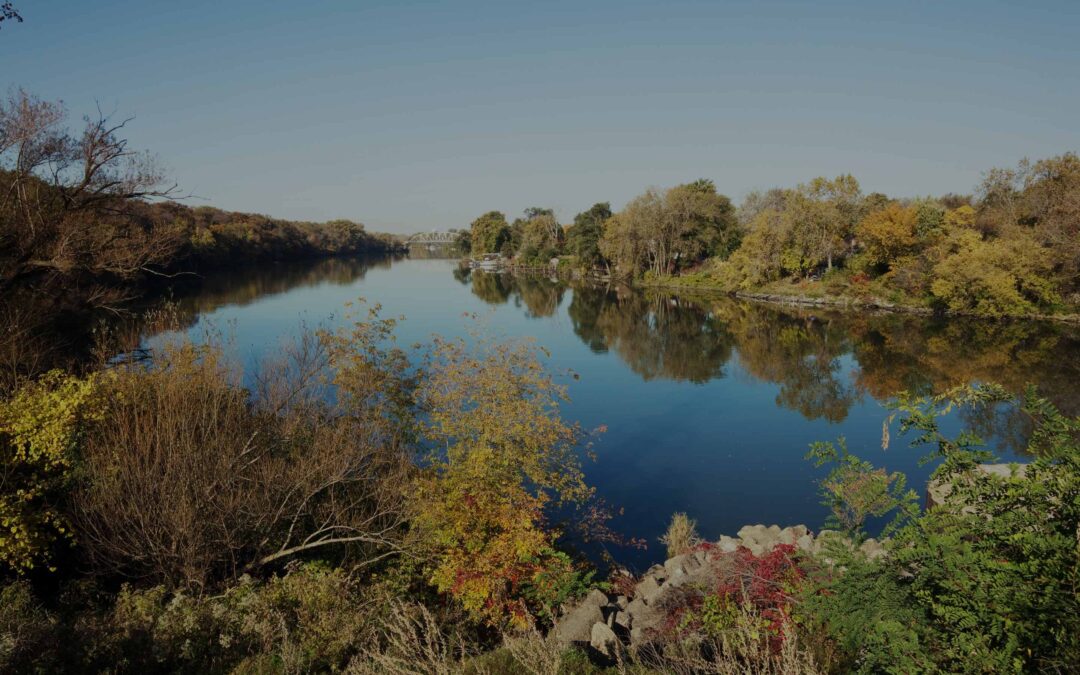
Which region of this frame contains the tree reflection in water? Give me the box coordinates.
[468,270,1080,440]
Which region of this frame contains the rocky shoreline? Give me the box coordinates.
[555,524,885,659]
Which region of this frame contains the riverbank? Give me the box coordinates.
[639,274,1080,325]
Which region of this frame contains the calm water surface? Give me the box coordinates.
[149,255,1080,568]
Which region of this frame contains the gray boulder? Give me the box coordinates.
[554,590,607,644]
[590,621,619,658]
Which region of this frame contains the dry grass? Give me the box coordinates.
[499,623,567,675]
[349,602,472,675]
[660,512,701,558]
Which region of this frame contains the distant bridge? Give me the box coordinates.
[406,231,459,246]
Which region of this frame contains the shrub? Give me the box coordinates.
[79,564,377,673]
[0,581,59,674]
[929,228,1059,316]
[71,335,410,589]
[0,370,103,573]
[804,385,1080,672]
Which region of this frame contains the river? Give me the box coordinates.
[145,254,1080,568]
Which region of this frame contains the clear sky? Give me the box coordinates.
[4,0,1079,233]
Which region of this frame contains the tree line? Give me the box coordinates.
[460,153,1080,317]
[0,88,403,389]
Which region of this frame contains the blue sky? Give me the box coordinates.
[4,0,1079,232]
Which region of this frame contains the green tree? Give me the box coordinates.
[601,180,737,278]
[566,202,612,269]
[795,174,864,271]
[468,211,510,254]
[517,211,562,262]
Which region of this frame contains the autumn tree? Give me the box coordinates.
[794,174,863,271]
[514,208,562,262]
[467,210,510,254]
[413,334,593,625]
[930,227,1059,316]
[0,88,181,297]
[717,207,789,288]
[856,203,919,270]
[601,180,737,277]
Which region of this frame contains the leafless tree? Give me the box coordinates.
[0,88,181,296]
[0,2,22,30]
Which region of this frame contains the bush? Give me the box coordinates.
[929,228,1059,316]
[0,581,59,674]
[71,335,410,589]
[804,385,1080,672]
[0,370,103,573]
[77,564,377,673]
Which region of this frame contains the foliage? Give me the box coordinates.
[70,563,379,673]
[565,202,612,269]
[413,334,594,626]
[0,370,102,573]
[683,155,1080,317]
[601,180,737,278]
[855,203,919,269]
[804,385,1080,673]
[805,437,915,537]
[469,210,511,254]
[511,209,561,262]
[0,581,58,674]
[71,330,410,589]
[660,544,809,663]
[929,226,1059,315]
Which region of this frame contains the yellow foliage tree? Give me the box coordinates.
[0,371,103,573]
[930,228,1059,316]
[413,334,593,626]
[944,204,976,229]
[856,204,919,269]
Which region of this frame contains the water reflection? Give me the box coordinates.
[464,269,1080,429]
[171,256,397,319]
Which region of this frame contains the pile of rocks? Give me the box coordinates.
[553,524,885,659]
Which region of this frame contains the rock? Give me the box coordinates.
[615,594,628,610]
[777,527,796,545]
[644,564,669,584]
[613,609,632,630]
[927,463,1030,510]
[664,553,703,578]
[635,575,663,605]
[584,588,609,608]
[554,596,605,645]
[796,534,815,552]
[859,538,886,560]
[737,524,765,541]
[717,536,739,553]
[590,621,618,658]
[625,596,663,638]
